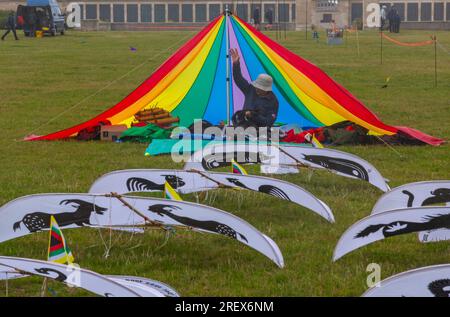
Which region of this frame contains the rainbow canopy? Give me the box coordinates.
[32,13,443,145]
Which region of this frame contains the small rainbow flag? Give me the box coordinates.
[164,181,183,201]
[305,133,324,148]
[231,159,248,175]
[47,216,74,265]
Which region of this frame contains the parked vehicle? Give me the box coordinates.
[17,0,65,36]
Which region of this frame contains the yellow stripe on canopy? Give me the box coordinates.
[235,19,393,135]
[143,21,223,114]
[234,19,344,125]
[109,16,224,126]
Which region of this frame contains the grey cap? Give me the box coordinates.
[252,74,273,92]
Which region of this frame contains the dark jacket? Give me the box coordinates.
[265,10,273,24]
[7,14,15,28]
[232,61,279,127]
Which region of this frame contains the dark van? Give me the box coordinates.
[17,0,65,36]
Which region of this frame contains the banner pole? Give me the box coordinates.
[225,7,231,126]
[434,35,437,88]
[305,0,308,40]
[380,30,383,65]
[356,28,360,57]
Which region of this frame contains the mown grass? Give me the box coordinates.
[0,28,449,297]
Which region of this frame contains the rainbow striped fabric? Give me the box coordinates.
[30,13,443,145]
[232,159,248,175]
[305,133,324,149]
[164,181,183,201]
[48,216,74,264]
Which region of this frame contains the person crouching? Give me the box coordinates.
[230,48,279,130]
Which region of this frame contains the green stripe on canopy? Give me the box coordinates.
[172,20,225,126]
[231,17,321,126]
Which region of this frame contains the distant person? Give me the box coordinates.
[253,7,260,29]
[26,10,37,37]
[17,14,24,29]
[1,11,18,41]
[230,48,279,128]
[387,7,395,33]
[330,19,338,33]
[265,9,273,30]
[393,10,401,33]
[380,5,387,30]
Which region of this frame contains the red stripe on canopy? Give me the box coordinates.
[233,16,444,145]
[31,16,222,141]
[233,15,397,134]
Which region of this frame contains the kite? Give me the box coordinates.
[371,181,450,243]
[0,194,284,267]
[0,264,178,297]
[0,256,150,297]
[164,181,183,201]
[362,264,450,297]
[27,13,443,146]
[47,215,75,264]
[231,159,248,175]
[372,180,450,214]
[88,169,334,222]
[333,206,450,261]
[184,142,390,192]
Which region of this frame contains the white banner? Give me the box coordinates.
[363,264,450,297]
[0,194,284,267]
[89,169,334,222]
[333,206,450,261]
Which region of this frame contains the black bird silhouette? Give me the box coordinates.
[428,279,450,297]
[226,178,290,201]
[422,188,450,206]
[35,268,67,282]
[226,178,250,189]
[126,175,185,192]
[402,188,450,207]
[355,213,450,238]
[302,155,369,181]
[147,204,248,242]
[13,199,107,232]
[402,190,415,207]
[258,185,290,200]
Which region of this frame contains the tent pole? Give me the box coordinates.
[225,7,231,126]
[434,35,437,88]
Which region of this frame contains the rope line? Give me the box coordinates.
[381,32,434,47]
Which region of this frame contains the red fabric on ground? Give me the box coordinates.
[395,126,445,146]
[29,16,221,141]
[282,128,325,144]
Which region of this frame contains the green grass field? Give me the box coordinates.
[0,28,449,297]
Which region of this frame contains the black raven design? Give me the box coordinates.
[126,175,185,192]
[225,178,290,201]
[302,155,369,181]
[35,268,67,282]
[13,199,108,233]
[402,190,415,207]
[402,188,450,207]
[428,279,450,297]
[147,204,248,242]
[422,188,450,206]
[355,213,450,238]
[258,185,290,201]
[226,178,250,189]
